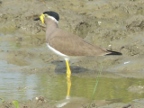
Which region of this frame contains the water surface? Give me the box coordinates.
[0,60,144,103]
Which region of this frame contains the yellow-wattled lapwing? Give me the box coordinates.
[34,11,122,79]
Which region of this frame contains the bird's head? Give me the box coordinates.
[34,11,60,24]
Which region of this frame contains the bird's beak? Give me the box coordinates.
[33,14,45,24]
[39,14,45,24]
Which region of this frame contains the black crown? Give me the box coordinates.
[43,11,60,21]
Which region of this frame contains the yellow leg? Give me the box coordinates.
[65,59,71,98]
[65,59,71,79]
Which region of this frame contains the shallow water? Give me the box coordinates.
[0,60,144,103]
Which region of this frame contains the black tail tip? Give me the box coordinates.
[106,50,122,55]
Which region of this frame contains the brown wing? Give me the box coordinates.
[47,29,109,56]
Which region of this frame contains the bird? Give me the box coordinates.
[34,11,122,79]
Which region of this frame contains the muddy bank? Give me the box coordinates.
[1,98,144,108]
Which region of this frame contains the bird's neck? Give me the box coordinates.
[45,18,58,39]
[45,18,58,29]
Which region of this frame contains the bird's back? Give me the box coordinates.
[47,29,110,56]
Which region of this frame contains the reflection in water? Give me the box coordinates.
[66,77,71,99]
[0,72,37,100]
[36,74,144,103]
[0,60,144,103]
[56,77,71,108]
[0,60,38,101]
